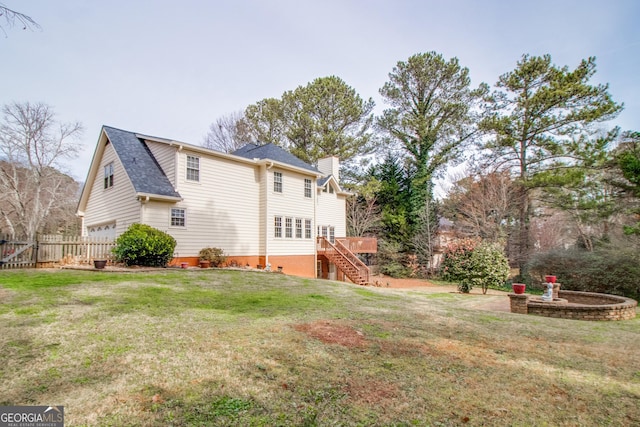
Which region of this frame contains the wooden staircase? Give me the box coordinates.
[317,237,370,285]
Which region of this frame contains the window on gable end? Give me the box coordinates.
[104,163,114,189]
[274,171,283,193]
[186,155,200,182]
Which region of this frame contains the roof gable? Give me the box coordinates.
[232,143,320,174]
[102,126,181,198]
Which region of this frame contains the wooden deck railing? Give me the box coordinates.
[336,237,377,253]
[317,237,370,285]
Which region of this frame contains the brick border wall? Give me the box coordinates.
[508,291,638,321]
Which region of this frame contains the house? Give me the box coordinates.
[77,126,375,282]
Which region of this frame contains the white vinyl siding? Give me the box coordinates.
[266,169,316,256]
[84,143,140,236]
[316,179,347,240]
[145,151,261,257]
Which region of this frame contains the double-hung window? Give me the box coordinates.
[104,163,114,189]
[304,179,312,198]
[274,216,282,238]
[305,219,312,239]
[295,218,302,238]
[186,155,200,182]
[171,208,186,227]
[285,217,293,238]
[274,171,283,193]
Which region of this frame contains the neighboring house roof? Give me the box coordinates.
[233,143,320,174]
[102,126,182,199]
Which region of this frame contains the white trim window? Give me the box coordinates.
[186,155,200,182]
[274,171,283,193]
[171,208,186,227]
[305,219,312,239]
[274,216,282,238]
[329,226,335,243]
[295,218,302,238]
[285,217,293,238]
[104,163,114,189]
[304,178,312,198]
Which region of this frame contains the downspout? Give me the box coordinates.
[314,177,318,278]
[265,161,274,267]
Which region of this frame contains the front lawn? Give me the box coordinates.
[0,269,638,426]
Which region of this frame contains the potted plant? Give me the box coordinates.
[198,247,227,268]
[93,259,107,269]
[545,275,557,283]
[512,283,526,294]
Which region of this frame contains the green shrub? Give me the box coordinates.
[441,239,510,294]
[112,224,176,267]
[198,247,227,267]
[524,247,640,299]
[377,239,411,278]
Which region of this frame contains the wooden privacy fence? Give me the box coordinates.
[0,234,116,269]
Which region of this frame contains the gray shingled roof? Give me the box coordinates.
[102,126,181,199]
[232,143,320,174]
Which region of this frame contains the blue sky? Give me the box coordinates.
[2,0,639,182]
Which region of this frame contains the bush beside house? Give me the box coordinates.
[112,224,176,267]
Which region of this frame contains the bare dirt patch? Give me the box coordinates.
[293,320,367,348]
[344,378,401,404]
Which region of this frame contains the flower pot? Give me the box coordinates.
[545,275,556,283]
[180,262,188,269]
[512,283,526,294]
[93,259,107,269]
[199,260,210,268]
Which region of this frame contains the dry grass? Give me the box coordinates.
[0,268,638,426]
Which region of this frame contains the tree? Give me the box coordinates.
[480,54,622,268]
[442,170,518,244]
[0,5,40,36]
[243,76,376,166]
[609,130,640,235]
[0,102,82,237]
[377,52,486,267]
[346,178,381,237]
[203,111,253,153]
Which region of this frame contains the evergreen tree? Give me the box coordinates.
[480,55,622,268]
[377,52,486,266]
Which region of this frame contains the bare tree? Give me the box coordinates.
[0,102,82,237]
[346,179,382,237]
[442,170,518,243]
[0,5,41,36]
[203,111,253,153]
